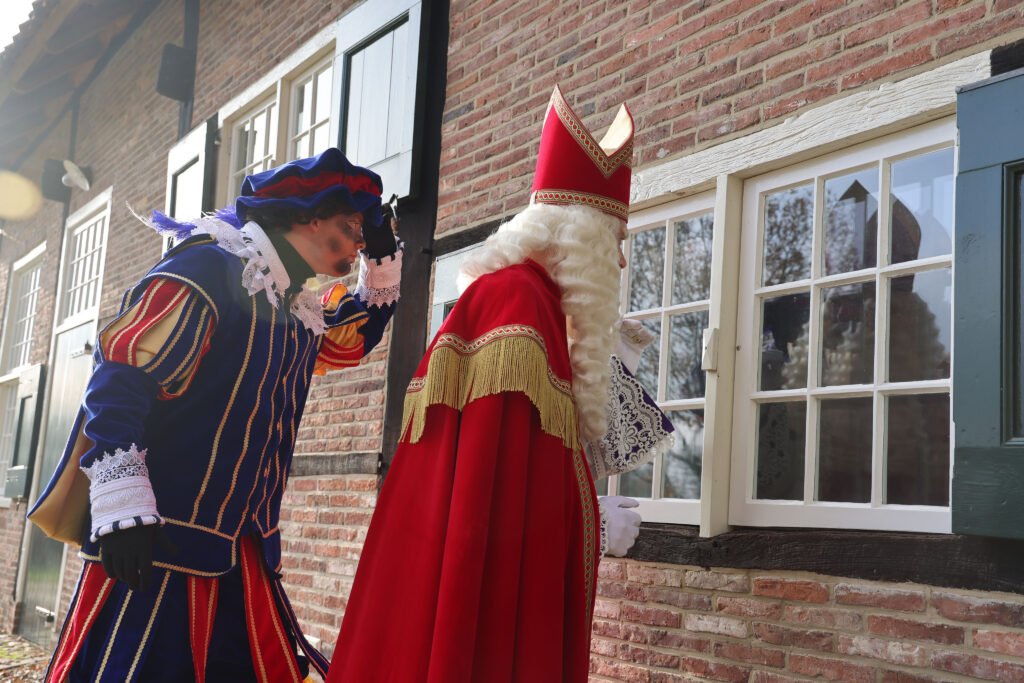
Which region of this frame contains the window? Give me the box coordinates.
[58,190,110,329]
[429,244,482,341]
[1,246,44,373]
[731,120,954,533]
[336,0,423,199]
[600,193,717,525]
[225,53,336,201]
[0,242,45,496]
[165,116,218,252]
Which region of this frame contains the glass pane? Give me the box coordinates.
[594,478,608,496]
[251,111,268,163]
[315,65,333,123]
[633,319,661,398]
[824,168,879,274]
[820,282,875,386]
[292,133,309,160]
[887,393,949,506]
[672,212,713,304]
[666,311,707,400]
[888,268,951,382]
[0,383,17,475]
[762,183,813,286]
[663,410,703,499]
[618,462,653,498]
[760,293,811,390]
[628,227,665,311]
[312,125,331,156]
[890,147,954,264]
[233,124,251,172]
[171,158,202,220]
[294,78,311,133]
[817,397,873,503]
[756,401,806,500]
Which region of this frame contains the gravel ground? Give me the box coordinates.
[0,634,47,683]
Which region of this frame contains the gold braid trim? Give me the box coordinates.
[402,325,579,450]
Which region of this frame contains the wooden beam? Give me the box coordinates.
[15,36,106,92]
[0,75,73,119]
[0,0,78,109]
[45,0,139,53]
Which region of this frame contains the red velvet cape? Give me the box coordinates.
[328,260,600,682]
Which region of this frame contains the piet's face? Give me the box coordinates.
[310,212,366,277]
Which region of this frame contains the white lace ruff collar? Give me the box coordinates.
[189,216,326,335]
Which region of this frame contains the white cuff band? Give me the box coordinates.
[82,445,163,542]
[356,246,403,307]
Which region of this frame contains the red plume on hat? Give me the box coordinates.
[530,85,634,221]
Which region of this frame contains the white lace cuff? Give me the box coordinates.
[355,245,403,307]
[599,500,609,556]
[81,444,163,542]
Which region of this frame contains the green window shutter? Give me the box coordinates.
[953,68,1024,538]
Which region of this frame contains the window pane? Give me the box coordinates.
[633,319,661,398]
[887,393,949,506]
[294,78,312,134]
[170,158,202,220]
[890,147,954,264]
[663,410,703,499]
[672,212,713,304]
[594,478,608,495]
[763,183,813,286]
[817,397,873,503]
[312,125,331,156]
[315,65,333,123]
[889,268,951,382]
[820,282,875,386]
[824,168,879,274]
[292,133,309,160]
[756,401,806,500]
[618,462,653,498]
[760,293,810,390]
[666,311,707,400]
[251,110,268,163]
[0,383,18,478]
[628,227,665,311]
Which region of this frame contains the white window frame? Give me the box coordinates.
[607,193,717,526]
[289,55,335,162]
[0,242,46,375]
[217,24,337,206]
[334,0,422,199]
[56,189,111,333]
[729,118,955,534]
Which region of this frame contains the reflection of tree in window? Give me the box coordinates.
[673,215,713,304]
[663,410,703,498]
[825,174,878,275]
[763,185,813,286]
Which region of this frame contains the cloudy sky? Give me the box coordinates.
[1,0,36,53]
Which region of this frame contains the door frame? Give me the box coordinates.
[14,188,111,630]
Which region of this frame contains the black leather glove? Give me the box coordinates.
[362,195,400,262]
[99,525,174,592]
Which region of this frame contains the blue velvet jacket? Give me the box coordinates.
[28,226,397,577]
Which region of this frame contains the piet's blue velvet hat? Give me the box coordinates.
[235,147,384,227]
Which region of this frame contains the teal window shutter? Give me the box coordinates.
[953,68,1024,537]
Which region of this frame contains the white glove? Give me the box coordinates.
[600,495,642,557]
[615,319,656,374]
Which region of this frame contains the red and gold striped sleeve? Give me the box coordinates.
[99,278,216,399]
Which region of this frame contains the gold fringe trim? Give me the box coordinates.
[402,325,579,450]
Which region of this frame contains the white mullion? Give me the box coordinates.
[808,384,874,399]
[878,379,951,395]
[812,268,878,289]
[654,219,675,500]
[879,254,952,277]
[873,158,892,507]
[662,299,712,316]
[661,397,707,411]
[803,178,824,504]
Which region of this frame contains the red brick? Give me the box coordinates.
[807,42,888,83]
[626,563,684,586]
[881,672,945,683]
[789,654,875,683]
[775,0,848,35]
[846,0,932,47]
[753,577,830,603]
[974,629,1024,658]
[753,622,835,652]
[714,642,787,668]
[680,656,750,683]
[834,583,927,611]
[645,586,713,611]
[894,3,987,50]
[717,596,782,619]
[649,629,712,652]
[749,673,809,683]
[932,651,1024,683]
[932,593,1024,627]
[622,603,683,628]
[867,615,964,645]
[842,45,934,91]
[765,82,839,119]
[782,605,862,631]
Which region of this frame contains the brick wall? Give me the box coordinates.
[438,0,1024,236]
[591,560,1024,683]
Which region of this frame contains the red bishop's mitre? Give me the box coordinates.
[530,85,634,221]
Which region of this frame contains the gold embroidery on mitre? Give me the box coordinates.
[402,325,580,450]
[530,189,629,221]
[550,86,633,179]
